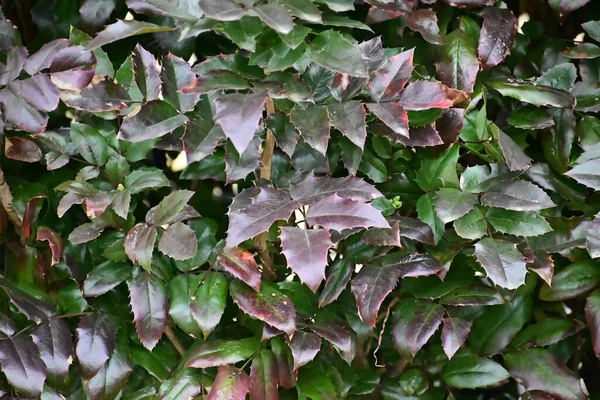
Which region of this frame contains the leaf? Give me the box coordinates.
[507,106,555,129]
[378,252,443,278]
[417,193,445,245]
[161,53,200,113]
[0,283,56,323]
[480,181,556,211]
[31,318,73,380]
[124,168,170,194]
[279,0,322,23]
[585,289,600,359]
[468,295,531,355]
[368,103,410,139]
[118,101,189,142]
[319,258,353,307]
[310,320,356,364]
[125,223,157,270]
[207,365,251,400]
[562,42,600,59]
[217,247,261,292]
[87,20,171,50]
[440,350,509,388]
[132,44,162,102]
[158,370,203,399]
[183,70,250,94]
[87,348,133,400]
[5,137,42,163]
[0,83,48,133]
[440,0,497,5]
[306,194,390,231]
[129,272,168,350]
[487,78,575,108]
[49,46,96,91]
[539,260,600,301]
[441,318,473,359]
[504,348,586,400]
[150,190,195,226]
[185,337,259,368]
[566,158,600,190]
[70,123,109,166]
[538,63,577,90]
[0,335,47,397]
[460,164,521,193]
[393,299,444,357]
[434,188,477,223]
[83,261,130,297]
[280,227,332,293]
[289,104,330,155]
[362,222,402,247]
[296,363,337,400]
[199,0,246,21]
[214,91,268,155]
[75,313,117,378]
[19,74,60,112]
[416,144,460,191]
[290,173,382,206]
[478,8,517,69]
[226,187,298,248]
[454,207,487,240]
[231,281,296,334]
[158,222,198,261]
[307,30,368,77]
[439,285,504,306]
[327,101,367,149]
[253,2,294,34]
[23,38,69,75]
[406,9,444,45]
[496,127,532,171]
[368,49,414,102]
[399,81,467,111]
[511,318,584,348]
[289,331,321,370]
[486,208,552,237]
[391,216,435,245]
[474,238,527,290]
[80,0,116,33]
[250,350,279,400]
[351,265,400,326]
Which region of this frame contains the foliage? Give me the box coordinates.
[1,0,600,398]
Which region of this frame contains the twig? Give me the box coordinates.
[0,165,23,236]
[255,98,277,281]
[373,298,398,367]
[165,325,185,356]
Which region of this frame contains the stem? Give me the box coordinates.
[0,165,23,236]
[373,298,398,368]
[165,325,185,356]
[255,98,277,282]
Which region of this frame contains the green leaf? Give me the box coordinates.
[583,20,600,42]
[307,30,368,77]
[173,219,218,272]
[507,106,555,129]
[190,272,228,338]
[454,207,487,240]
[252,3,294,34]
[168,274,202,336]
[537,63,577,90]
[434,188,477,223]
[441,350,509,388]
[415,144,460,191]
[486,209,552,237]
[474,237,527,290]
[417,193,445,245]
[487,78,575,108]
[297,363,338,400]
[278,0,322,23]
[539,260,600,301]
[83,261,131,297]
[87,20,171,50]
[118,101,189,143]
[511,318,584,347]
[439,285,504,306]
[185,337,259,368]
[150,190,195,226]
[124,168,169,194]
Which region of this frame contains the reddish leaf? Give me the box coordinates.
[183,117,225,163]
[290,173,382,206]
[289,331,321,370]
[368,102,409,138]
[207,365,251,400]
[0,335,47,397]
[474,238,527,290]
[478,8,517,69]
[290,104,330,156]
[528,250,554,286]
[186,337,259,368]
[0,283,56,323]
[437,108,465,146]
[226,187,298,248]
[391,216,435,244]
[271,336,296,389]
[262,324,282,341]
[392,298,443,357]
[217,247,262,292]
[435,21,479,94]
[379,252,443,278]
[319,258,353,307]
[250,350,279,400]
[61,78,131,112]
[87,348,133,400]
[161,53,200,113]
[400,81,467,110]
[310,320,356,364]
[36,226,64,265]
[441,317,472,359]
[406,9,445,45]
[306,194,390,231]
[5,137,42,163]
[230,281,296,335]
[24,39,70,75]
[19,75,60,112]
[75,313,117,378]
[31,318,73,380]
[49,45,96,90]
[585,289,600,359]
[132,44,161,101]
[125,223,157,270]
[351,265,400,326]
[367,6,403,24]
[362,221,402,247]
[440,0,496,6]
[328,101,368,149]
[129,272,168,350]
[158,222,198,261]
[0,83,48,133]
[214,91,268,155]
[118,101,189,142]
[83,261,131,297]
[22,195,44,240]
[368,49,414,102]
[280,227,333,293]
[394,124,444,147]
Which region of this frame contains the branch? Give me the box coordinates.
[165,325,185,356]
[0,165,23,236]
[255,98,277,281]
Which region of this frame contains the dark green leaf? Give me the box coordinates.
[539,260,600,301]
[308,30,368,77]
[87,20,171,50]
[118,101,189,142]
[441,350,509,388]
[129,272,168,350]
[185,337,259,368]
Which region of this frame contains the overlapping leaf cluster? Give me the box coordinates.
[1,0,600,398]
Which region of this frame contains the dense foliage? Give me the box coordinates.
[1,0,600,398]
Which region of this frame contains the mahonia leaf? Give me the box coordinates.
[539,260,600,301]
[129,272,168,350]
[307,30,369,77]
[586,289,600,359]
[87,348,133,400]
[271,336,296,388]
[125,223,157,270]
[50,45,96,90]
[367,102,409,138]
[440,285,504,306]
[474,238,527,290]
[75,313,117,378]
[31,318,73,380]
[391,216,435,245]
[217,247,262,292]
[480,181,556,211]
[289,331,321,370]
[83,261,131,297]
[250,349,279,400]
[207,365,251,400]
[306,194,390,231]
[362,221,402,247]
[441,317,472,359]
[132,44,162,101]
[434,188,477,223]
[0,83,48,133]
[392,298,443,358]
[310,320,356,364]
[319,258,353,307]
[0,335,47,397]
[496,127,532,171]
[486,209,552,237]
[190,272,229,338]
[61,79,131,112]
[161,53,200,113]
[158,222,198,261]
[24,39,69,75]
[230,281,296,335]
[36,226,64,265]
[351,265,400,326]
[290,104,330,156]
[186,337,259,368]
[225,135,262,183]
[281,227,333,293]
[158,369,203,399]
[198,0,246,21]
[478,8,517,69]
[0,283,56,324]
[487,78,575,108]
[399,81,467,111]
[5,137,42,162]
[378,252,444,278]
[118,101,189,142]
[20,74,60,112]
[440,350,509,389]
[328,101,368,149]
[290,173,382,206]
[406,9,445,45]
[86,20,171,50]
[368,48,414,102]
[253,3,294,34]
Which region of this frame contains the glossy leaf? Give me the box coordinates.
[368,49,414,102]
[351,265,400,326]
[434,188,477,223]
[307,30,368,77]
[190,272,229,338]
[129,272,168,350]
[586,289,600,359]
[125,223,157,270]
[328,101,368,149]
[75,313,117,378]
[87,348,133,400]
[186,337,259,368]
[217,247,261,292]
[0,335,47,397]
[474,238,527,290]
[486,208,552,237]
[119,101,189,142]
[310,320,356,364]
[439,285,504,306]
[406,9,444,45]
[250,349,279,400]
[478,8,517,69]
[19,75,60,112]
[83,261,131,297]
[480,181,556,211]
[290,104,330,155]
[487,79,575,108]
[161,53,200,113]
[207,365,251,400]
[539,260,600,301]
[31,318,73,380]
[319,258,353,307]
[306,194,389,231]
[454,207,487,240]
[87,20,171,50]
[132,44,161,101]
[441,318,472,359]
[0,283,56,323]
[289,331,321,370]
[158,222,198,261]
[441,350,509,388]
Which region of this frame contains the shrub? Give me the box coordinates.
[0,0,600,398]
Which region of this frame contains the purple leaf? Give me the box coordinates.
[289,331,321,370]
[31,318,73,380]
[362,221,402,247]
[225,135,262,183]
[69,222,106,244]
[441,317,472,359]
[367,6,403,24]
[280,227,333,293]
[214,91,268,155]
[49,45,96,90]
[86,20,171,51]
[87,348,133,400]
[391,298,443,358]
[439,285,504,306]
[310,320,356,364]
[497,128,532,171]
[400,81,467,110]
[60,78,131,112]
[75,313,117,378]
[440,0,496,6]
[406,9,445,45]
[0,83,48,133]
[381,124,443,147]
[19,75,60,112]
[230,281,296,335]
[158,222,198,261]
[250,350,279,400]
[36,226,64,265]
[161,53,200,113]
[368,102,409,138]
[125,223,157,270]
[271,336,296,389]
[118,101,189,142]
[474,238,527,290]
[186,337,259,368]
[0,284,56,323]
[262,324,282,341]
[266,114,299,157]
[83,261,131,297]
[435,21,479,94]
[5,137,42,163]
[226,187,298,248]
[480,181,556,211]
[207,365,251,400]
[80,0,116,33]
[24,39,70,75]
[586,289,600,359]
[351,265,400,326]
[290,173,382,206]
[391,216,435,244]
[132,44,162,101]
[437,108,465,146]
[319,258,353,307]
[380,252,444,278]
[368,48,414,102]
[290,104,330,156]
[553,0,591,14]
[217,247,262,292]
[129,272,168,350]
[478,8,517,69]
[328,101,368,149]
[183,117,225,163]
[306,194,390,231]
[0,335,47,397]
[528,249,554,287]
